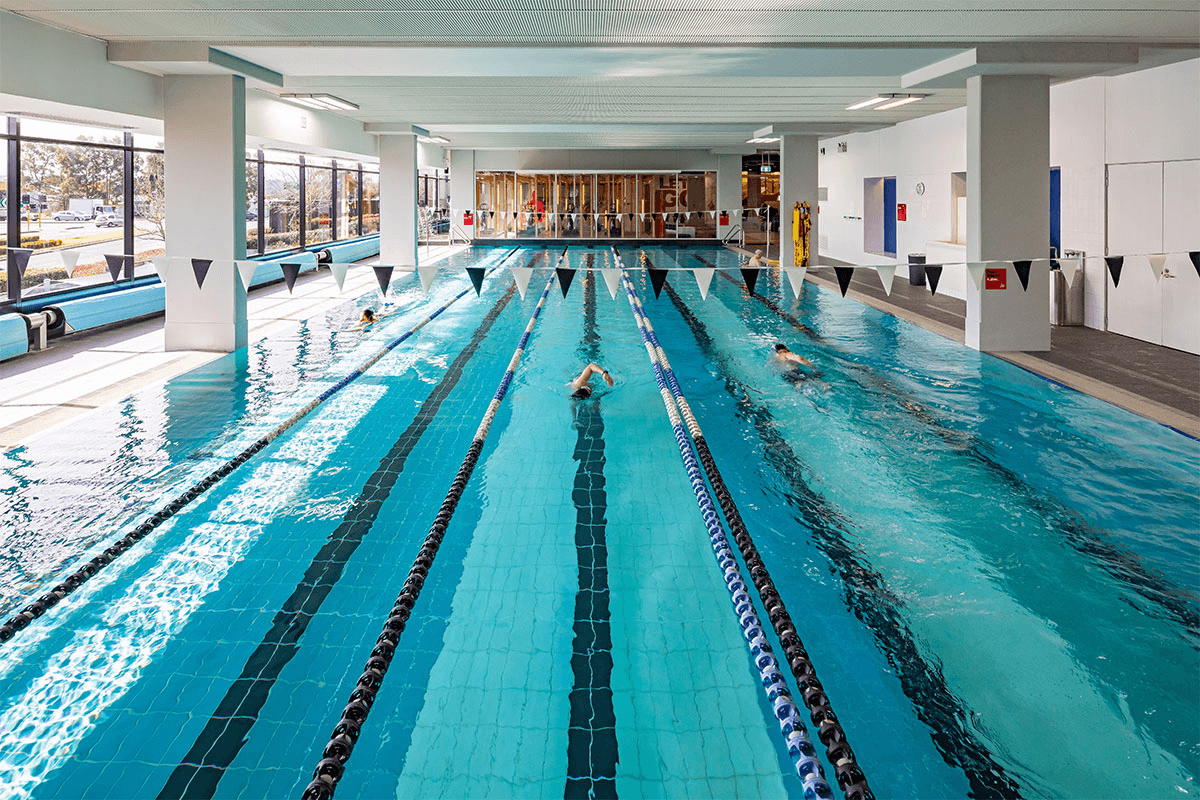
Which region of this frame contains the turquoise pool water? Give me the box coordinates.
[0,244,1196,799]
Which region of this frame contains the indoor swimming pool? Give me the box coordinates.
[0,244,1196,800]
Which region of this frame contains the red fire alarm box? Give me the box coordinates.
[463,210,474,226]
[719,211,729,226]
[985,268,1007,290]
[896,203,907,222]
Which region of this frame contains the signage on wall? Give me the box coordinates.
[896,203,907,221]
[719,211,729,226]
[985,268,1007,290]
[760,165,774,173]
[463,210,474,226]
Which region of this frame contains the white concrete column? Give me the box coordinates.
[715,154,741,240]
[163,75,247,352]
[780,135,819,268]
[449,149,476,240]
[380,134,418,268]
[966,74,1051,351]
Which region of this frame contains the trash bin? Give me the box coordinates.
[908,253,926,286]
[1050,266,1067,325]
[1050,258,1086,326]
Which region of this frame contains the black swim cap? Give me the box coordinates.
[774,343,788,352]
[571,386,593,399]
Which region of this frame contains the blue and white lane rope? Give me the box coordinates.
[614,256,834,800]
[302,266,561,800]
[0,252,520,648]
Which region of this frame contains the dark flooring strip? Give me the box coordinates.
[158,284,518,800]
[708,266,1200,634]
[663,282,1022,799]
[565,269,619,800]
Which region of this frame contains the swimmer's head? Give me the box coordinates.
[755,249,763,256]
[774,343,789,353]
[571,386,593,399]
[362,308,377,322]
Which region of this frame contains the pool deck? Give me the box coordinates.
[802,262,1200,439]
[0,246,466,450]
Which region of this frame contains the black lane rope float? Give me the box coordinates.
[710,263,1200,635]
[634,276,874,799]
[613,252,834,799]
[158,283,520,800]
[565,269,618,800]
[301,266,561,800]
[663,280,1023,798]
[0,252,521,647]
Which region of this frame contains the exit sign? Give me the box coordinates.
[760,165,774,173]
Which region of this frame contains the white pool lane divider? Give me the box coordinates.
[0,251,521,650]
[613,252,835,800]
[302,257,564,800]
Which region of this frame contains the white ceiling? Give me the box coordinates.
[3,1,1196,150]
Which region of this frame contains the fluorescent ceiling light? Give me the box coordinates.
[746,136,780,144]
[875,94,923,110]
[418,135,451,145]
[845,96,888,111]
[280,93,359,112]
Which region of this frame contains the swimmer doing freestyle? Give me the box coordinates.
[567,363,614,399]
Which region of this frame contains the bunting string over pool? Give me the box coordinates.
[300,263,562,800]
[613,253,834,800]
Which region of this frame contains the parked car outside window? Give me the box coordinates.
[52,210,88,222]
[95,214,122,228]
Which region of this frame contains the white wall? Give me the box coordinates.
[246,91,378,162]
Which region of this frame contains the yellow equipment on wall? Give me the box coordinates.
[793,201,812,267]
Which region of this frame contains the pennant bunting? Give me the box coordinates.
[60,250,80,278]
[11,248,32,278]
[740,267,761,295]
[925,265,944,296]
[693,267,714,300]
[966,262,987,290]
[875,264,897,296]
[783,267,807,298]
[648,268,669,299]
[466,266,485,296]
[236,260,258,291]
[1012,260,1032,291]
[600,268,621,299]
[373,265,394,296]
[105,254,126,283]
[1105,256,1124,288]
[833,266,854,297]
[191,258,213,290]
[418,266,437,294]
[329,263,349,293]
[1147,253,1166,281]
[556,267,576,298]
[510,266,532,299]
[280,262,302,293]
[1190,252,1199,278]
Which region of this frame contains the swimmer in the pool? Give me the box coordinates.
[773,342,823,385]
[568,363,614,399]
[351,308,379,331]
[745,249,765,268]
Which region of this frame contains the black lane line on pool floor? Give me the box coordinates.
[158,284,519,800]
[707,264,1200,635]
[565,266,619,800]
[663,282,1022,800]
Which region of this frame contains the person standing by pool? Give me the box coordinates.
[568,363,614,399]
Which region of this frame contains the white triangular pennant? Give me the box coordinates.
[1148,253,1166,280]
[236,260,258,291]
[418,266,437,294]
[639,213,646,220]
[330,263,349,292]
[693,267,714,300]
[151,256,171,286]
[708,210,717,218]
[511,266,532,299]
[875,264,897,296]
[967,262,987,290]
[600,268,621,299]
[61,250,80,278]
[783,267,807,298]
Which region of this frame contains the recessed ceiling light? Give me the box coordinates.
[280,93,359,112]
[874,94,924,110]
[845,96,888,111]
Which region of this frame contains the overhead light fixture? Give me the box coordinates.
[280,93,359,112]
[874,94,924,110]
[418,135,451,145]
[845,96,888,111]
[746,136,781,144]
[846,94,926,111]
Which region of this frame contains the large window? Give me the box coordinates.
[263,154,301,252]
[304,159,333,246]
[361,171,379,235]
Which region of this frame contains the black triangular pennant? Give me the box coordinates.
[105,254,125,283]
[12,248,32,278]
[925,265,944,296]
[648,268,669,299]
[1189,252,1199,278]
[1013,260,1032,291]
[280,262,302,293]
[465,267,485,296]
[833,266,854,297]
[191,258,212,290]
[373,265,394,296]
[556,267,576,298]
[1104,256,1124,288]
[740,268,761,295]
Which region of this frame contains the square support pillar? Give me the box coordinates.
[715,154,742,240]
[380,134,418,268]
[966,74,1051,352]
[780,135,819,269]
[163,75,248,352]
[449,149,476,240]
